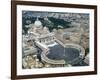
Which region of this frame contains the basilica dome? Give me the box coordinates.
[34,18,42,27]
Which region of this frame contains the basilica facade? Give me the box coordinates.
[28,18,55,46]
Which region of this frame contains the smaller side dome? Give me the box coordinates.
[43,26,50,33]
